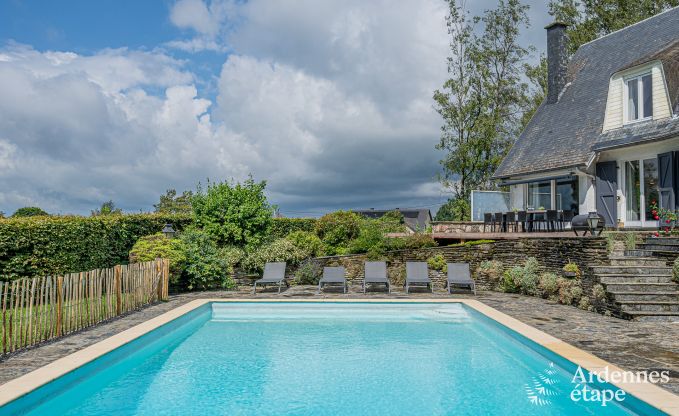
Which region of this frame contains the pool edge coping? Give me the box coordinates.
[0,298,676,415]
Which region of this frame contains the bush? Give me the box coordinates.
[12,207,48,217]
[0,213,192,281]
[592,284,607,302]
[129,233,187,285]
[427,254,447,272]
[218,246,246,270]
[388,233,438,250]
[294,259,322,285]
[578,296,592,311]
[434,197,470,221]
[315,211,362,255]
[241,238,308,273]
[179,228,234,291]
[673,258,679,283]
[556,277,582,305]
[500,257,539,295]
[538,272,559,298]
[192,178,274,248]
[269,218,317,239]
[286,231,324,257]
[348,220,388,256]
[624,232,637,250]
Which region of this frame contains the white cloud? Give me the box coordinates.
[0,0,456,215]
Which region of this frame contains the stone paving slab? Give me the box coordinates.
[0,287,677,396]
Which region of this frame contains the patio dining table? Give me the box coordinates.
[497,210,563,232]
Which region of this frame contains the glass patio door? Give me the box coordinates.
[623,158,659,226]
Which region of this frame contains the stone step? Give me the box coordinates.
[602,282,679,293]
[623,310,679,322]
[619,301,679,312]
[609,257,668,266]
[597,274,673,284]
[610,292,679,302]
[591,266,671,274]
[643,237,679,245]
[638,243,679,252]
[624,249,656,257]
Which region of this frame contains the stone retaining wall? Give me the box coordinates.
[431,221,482,234]
[311,238,608,292]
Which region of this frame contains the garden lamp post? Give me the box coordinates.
[586,212,599,235]
[162,223,176,239]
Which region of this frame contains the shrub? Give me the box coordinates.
[218,246,246,270]
[0,213,192,281]
[294,259,322,285]
[12,207,48,217]
[434,197,470,221]
[191,178,274,248]
[538,272,559,298]
[241,238,308,273]
[556,277,582,305]
[478,260,503,283]
[592,284,607,302]
[673,257,679,283]
[605,233,615,254]
[269,218,317,239]
[286,231,324,257]
[500,257,539,295]
[348,219,388,256]
[129,233,187,285]
[179,228,234,291]
[427,254,447,273]
[393,233,438,250]
[315,211,362,255]
[578,296,592,311]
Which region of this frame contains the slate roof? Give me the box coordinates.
[493,7,679,179]
[354,209,432,232]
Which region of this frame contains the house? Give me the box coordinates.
[493,8,679,229]
[354,208,432,232]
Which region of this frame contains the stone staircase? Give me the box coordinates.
[595,237,679,322]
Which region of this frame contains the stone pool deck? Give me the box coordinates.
[0,288,677,397]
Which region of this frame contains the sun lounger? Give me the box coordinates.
[445,263,476,295]
[363,261,390,293]
[405,262,432,293]
[252,262,288,294]
[318,266,347,294]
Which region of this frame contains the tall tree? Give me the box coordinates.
[433,0,532,220]
[549,0,679,54]
[91,200,122,216]
[155,189,193,214]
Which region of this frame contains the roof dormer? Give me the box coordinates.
[602,61,673,133]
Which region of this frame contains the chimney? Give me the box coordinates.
[545,22,568,104]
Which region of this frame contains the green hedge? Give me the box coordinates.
[269,218,317,239]
[0,214,192,280]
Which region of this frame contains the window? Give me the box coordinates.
[556,178,579,212]
[625,73,653,123]
[527,181,551,210]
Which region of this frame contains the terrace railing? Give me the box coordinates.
[0,259,170,356]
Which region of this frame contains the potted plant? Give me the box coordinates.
[563,261,580,279]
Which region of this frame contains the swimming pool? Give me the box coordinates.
[0,301,670,415]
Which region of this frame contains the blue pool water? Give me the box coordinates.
[0,302,663,415]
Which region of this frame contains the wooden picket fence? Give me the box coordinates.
[0,259,169,356]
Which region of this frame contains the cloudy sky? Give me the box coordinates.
[0,0,550,217]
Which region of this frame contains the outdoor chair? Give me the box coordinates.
[546,210,559,232]
[494,212,505,232]
[318,266,348,294]
[445,263,476,295]
[252,262,288,294]
[405,262,433,294]
[517,210,527,232]
[505,211,518,232]
[483,213,493,232]
[363,261,390,293]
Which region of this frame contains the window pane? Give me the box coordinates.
[625,161,640,221]
[556,178,579,213]
[642,74,653,118]
[527,181,551,210]
[643,158,659,221]
[628,79,639,121]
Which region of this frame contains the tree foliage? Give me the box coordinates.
[12,207,48,218]
[191,178,274,248]
[91,200,122,216]
[154,189,193,214]
[433,0,532,220]
[549,0,679,54]
[434,197,470,221]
